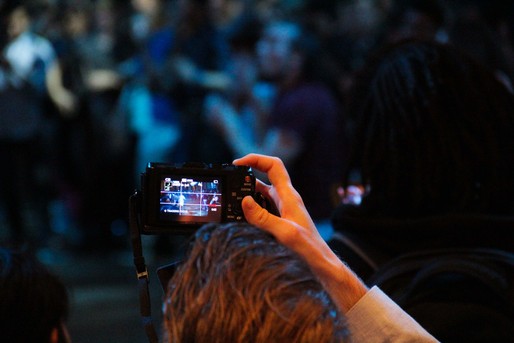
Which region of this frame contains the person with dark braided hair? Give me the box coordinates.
[329,39,514,279]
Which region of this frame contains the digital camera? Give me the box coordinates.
[139,162,260,234]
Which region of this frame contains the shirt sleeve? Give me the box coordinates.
[34,34,57,72]
[346,286,439,343]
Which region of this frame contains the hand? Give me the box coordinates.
[233,153,368,312]
[55,89,78,118]
[233,154,319,256]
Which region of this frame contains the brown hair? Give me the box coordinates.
[163,223,349,343]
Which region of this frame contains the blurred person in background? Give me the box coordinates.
[165,0,233,164]
[117,0,180,187]
[0,2,76,248]
[202,11,271,168]
[205,19,345,233]
[47,0,136,251]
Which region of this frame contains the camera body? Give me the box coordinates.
[140,162,257,234]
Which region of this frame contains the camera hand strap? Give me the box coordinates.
[129,191,159,343]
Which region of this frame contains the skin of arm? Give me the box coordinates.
[172,55,231,91]
[233,153,368,312]
[207,96,302,166]
[46,61,77,117]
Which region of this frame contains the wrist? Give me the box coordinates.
[314,254,369,313]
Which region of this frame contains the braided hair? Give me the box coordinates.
[344,39,514,217]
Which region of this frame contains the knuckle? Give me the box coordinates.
[253,206,270,225]
[271,156,284,167]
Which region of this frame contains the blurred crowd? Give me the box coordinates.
[1,0,513,253]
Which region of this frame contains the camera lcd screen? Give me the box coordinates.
[159,176,223,223]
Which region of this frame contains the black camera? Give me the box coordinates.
[139,162,259,234]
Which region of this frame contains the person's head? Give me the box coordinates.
[131,0,162,17]
[7,4,31,40]
[163,222,349,343]
[256,20,301,81]
[0,247,70,343]
[256,19,329,87]
[63,4,93,39]
[343,39,514,217]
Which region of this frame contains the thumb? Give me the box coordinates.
[241,195,276,232]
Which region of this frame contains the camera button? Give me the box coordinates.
[233,202,242,215]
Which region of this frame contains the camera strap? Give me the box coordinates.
[129,191,160,343]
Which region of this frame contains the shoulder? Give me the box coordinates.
[28,32,57,61]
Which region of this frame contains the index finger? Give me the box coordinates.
[233,153,292,188]
[234,153,308,221]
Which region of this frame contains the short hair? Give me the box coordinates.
[163,223,349,343]
[344,39,514,217]
[0,247,69,343]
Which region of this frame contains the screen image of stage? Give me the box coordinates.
[159,177,222,222]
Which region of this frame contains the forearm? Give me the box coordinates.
[302,239,369,313]
[46,62,76,116]
[238,187,368,313]
[216,105,259,157]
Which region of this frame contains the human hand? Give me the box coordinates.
[233,154,319,254]
[55,89,78,118]
[85,69,122,91]
[233,154,368,312]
